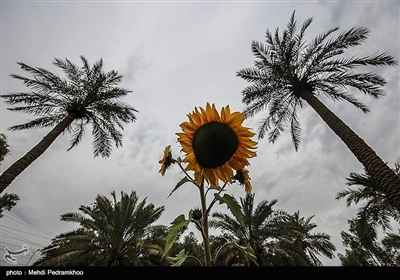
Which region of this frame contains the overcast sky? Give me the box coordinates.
[0,0,399,267]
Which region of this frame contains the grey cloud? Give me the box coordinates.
[1,1,398,266]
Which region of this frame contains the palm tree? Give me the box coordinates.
[211,193,336,266]
[0,133,20,218]
[381,230,400,266]
[0,56,138,193]
[33,190,165,266]
[278,211,336,266]
[0,133,10,162]
[339,218,398,266]
[236,11,400,212]
[210,194,281,265]
[336,160,400,266]
[336,159,400,231]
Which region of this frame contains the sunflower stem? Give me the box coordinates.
[206,181,228,214]
[199,179,212,266]
[176,159,198,187]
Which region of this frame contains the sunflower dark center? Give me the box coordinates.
[192,122,238,168]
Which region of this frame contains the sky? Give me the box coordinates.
[0,0,399,267]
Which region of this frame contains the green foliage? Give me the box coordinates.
[167,232,204,266]
[230,242,258,266]
[34,190,165,266]
[337,159,400,266]
[211,193,336,266]
[170,249,188,267]
[214,193,244,227]
[338,218,399,266]
[0,134,20,217]
[0,193,20,218]
[168,177,190,198]
[0,133,10,162]
[336,159,400,231]
[164,212,192,257]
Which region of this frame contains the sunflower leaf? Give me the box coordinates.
[230,242,258,266]
[214,193,244,227]
[163,212,192,256]
[170,249,188,267]
[168,177,190,198]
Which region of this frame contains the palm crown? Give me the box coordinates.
[210,193,336,266]
[0,56,138,193]
[34,191,165,266]
[3,55,138,157]
[237,11,396,150]
[237,11,400,213]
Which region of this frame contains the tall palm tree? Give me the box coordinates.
[33,190,165,266]
[236,11,400,212]
[0,56,138,193]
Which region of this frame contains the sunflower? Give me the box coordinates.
[176,103,257,187]
[234,168,252,193]
[159,145,173,176]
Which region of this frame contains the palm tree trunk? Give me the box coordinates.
[0,115,75,193]
[301,90,400,212]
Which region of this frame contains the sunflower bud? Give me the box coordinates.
[234,168,252,193]
[192,208,203,221]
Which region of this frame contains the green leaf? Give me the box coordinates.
[214,193,244,227]
[168,177,190,198]
[163,213,192,256]
[170,249,188,267]
[230,242,258,266]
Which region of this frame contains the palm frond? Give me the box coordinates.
[265,96,292,143]
[7,103,58,116]
[314,84,370,113]
[67,119,88,151]
[236,67,269,84]
[290,108,301,151]
[250,40,272,64]
[60,212,87,223]
[301,26,340,71]
[8,115,64,131]
[52,57,82,86]
[89,117,116,158]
